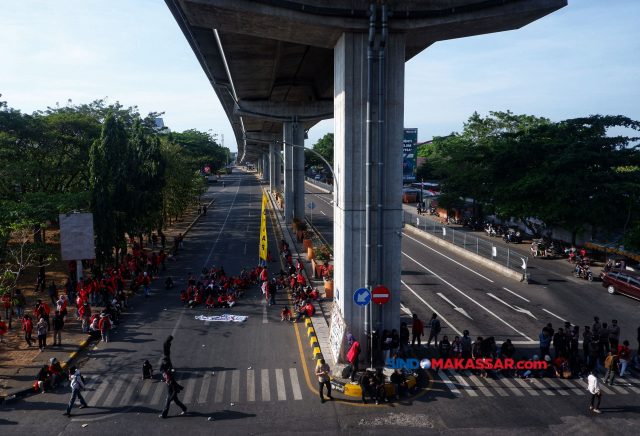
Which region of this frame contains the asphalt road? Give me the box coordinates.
[4,176,639,435]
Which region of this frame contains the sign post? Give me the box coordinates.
[353,288,372,367]
[371,286,390,305]
[307,201,316,227]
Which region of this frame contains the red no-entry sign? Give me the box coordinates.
[371,286,390,305]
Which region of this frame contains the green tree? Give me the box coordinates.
[170,129,228,172]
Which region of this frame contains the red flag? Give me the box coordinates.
[429,189,436,195]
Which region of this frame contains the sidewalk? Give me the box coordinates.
[0,188,217,403]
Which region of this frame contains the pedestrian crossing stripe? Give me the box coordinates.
[55,369,305,409]
[434,369,640,398]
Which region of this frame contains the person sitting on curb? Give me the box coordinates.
[390,368,412,399]
[359,370,375,405]
[373,368,388,404]
[142,360,154,379]
[292,300,314,323]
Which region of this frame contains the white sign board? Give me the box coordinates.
[328,303,346,364]
[59,213,95,261]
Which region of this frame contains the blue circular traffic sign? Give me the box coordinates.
[353,288,371,306]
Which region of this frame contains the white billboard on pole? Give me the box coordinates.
[59,213,95,261]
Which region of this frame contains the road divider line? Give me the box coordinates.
[261,369,270,401]
[402,252,533,341]
[247,370,255,402]
[403,234,494,283]
[542,308,566,322]
[289,368,303,400]
[204,180,242,268]
[275,369,287,401]
[401,280,461,337]
[214,371,226,402]
[231,370,240,403]
[198,372,212,403]
[436,370,462,397]
[502,287,530,302]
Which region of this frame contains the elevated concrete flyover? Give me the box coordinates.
[165,0,567,364]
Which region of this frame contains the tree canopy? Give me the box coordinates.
[430,111,640,241]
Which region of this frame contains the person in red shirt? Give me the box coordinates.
[293,301,314,323]
[296,273,306,287]
[22,315,34,347]
[206,295,215,308]
[78,301,91,333]
[217,295,229,308]
[98,314,111,342]
[618,340,631,377]
[0,316,7,348]
[281,307,291,321]
[411,314,424,348]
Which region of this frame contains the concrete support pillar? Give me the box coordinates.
[263,153,269,181]
[333,32,405,359]
[269,142,277,192]
[283,120,305,223]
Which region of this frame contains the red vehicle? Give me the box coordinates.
[601,268,640,300]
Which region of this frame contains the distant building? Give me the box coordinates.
[154,118,171,133]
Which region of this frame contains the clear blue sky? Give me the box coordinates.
[1,0,639,151]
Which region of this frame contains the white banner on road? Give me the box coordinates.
[195,314,249,323]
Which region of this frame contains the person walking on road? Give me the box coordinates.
[411,314,424,349]
[603,351,619,386]
[587,371,602,414]
[48,280,58,306]
[63,366,88,417]
[51,310,64,346]
[142,272,151,297]
[426,313,441,349]
[160,372,187,418]
[618,340,631,377]
[36,317,48,352]
[316,358,333,403]
[164,335,173,358]
[99,314,111,343]
[268,279,277,306]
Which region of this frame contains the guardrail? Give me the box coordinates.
[402,211,528,275]
[305,176,334,193]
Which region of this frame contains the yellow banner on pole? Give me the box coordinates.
[259,194,268,260]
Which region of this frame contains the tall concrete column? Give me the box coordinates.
[283,120,305,223]
[333,32,404,358]
[269,142,277,192]
[263,153,269,181]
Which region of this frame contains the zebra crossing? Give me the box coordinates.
[57,368,305,408]
[434,369,640,398]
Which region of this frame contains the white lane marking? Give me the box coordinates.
[483,376,509,396]
[531,379,556,396]
[119,374,140,406]
[244,244,247,255]
[247,225,250,231]
[102,374,127,407]
[401,280,461,337]
[150,379,165,404]
[204,181,242,268]
[496,375,524,396]
[198,372,212,403]
[261,369,271,401]
[542,308,566,322]
[487,293,538,322]
[468,375,493,396]
[539,378,569,395]
[400,304,412,316]
[446,369,477,396]
[289,368,303,400]
[275,369,287,400]
[436,369,462,397]
[247,370,255,402]
[437,293,472,320]
[403,254,533,341]
[183,373,197,404]
[502,287,530,303]
[230,370,240,402]
[263,298,268,323]
[88,374,114,407]
[134,378,154,405]
[321,211,326,215]
[214,370,226,402]
[513,377,540,395]
[511,341,538,345]
[558,378,585,395]
[403,234,494,282]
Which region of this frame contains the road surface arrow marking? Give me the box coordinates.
[437,293,472,320]
[487,293,538,320]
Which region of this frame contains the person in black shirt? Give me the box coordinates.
[160,372,187,418]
